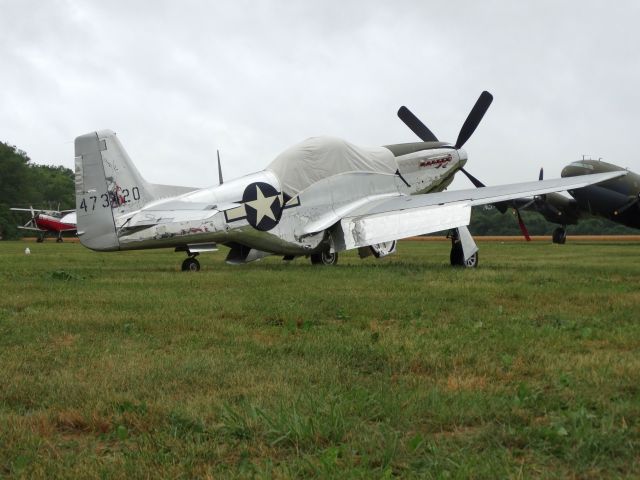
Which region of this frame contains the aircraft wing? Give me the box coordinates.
[331,170,626,250]
[10,207,39,213]
[17,225,47,232]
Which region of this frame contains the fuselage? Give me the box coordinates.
[562,159,640,229]
[110,143,467,255]
[35,212,77,233]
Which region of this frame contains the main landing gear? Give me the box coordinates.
[448,228,479,268]
[552,227,567,245]
[310,250,338,265]
[181,254,200,272]
[450,243,479,267]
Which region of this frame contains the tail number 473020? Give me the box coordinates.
[79,186,140,212]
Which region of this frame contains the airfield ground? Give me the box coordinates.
[1,240,639,478]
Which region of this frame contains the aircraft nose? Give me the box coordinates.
[561,165,586,178]
[457,148,468,168]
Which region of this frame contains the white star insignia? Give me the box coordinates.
[245,185,279,224]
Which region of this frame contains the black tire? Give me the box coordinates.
[56,237,63,243]
[37,236,44,243]
[552,227,567,245]
[181,257,201,272]
[450,242,464,266]
[310,250,338,265]
[450,243,478,268]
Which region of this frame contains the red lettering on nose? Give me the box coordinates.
[419,155,452,168]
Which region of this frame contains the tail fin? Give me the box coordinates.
[74,130,153,251]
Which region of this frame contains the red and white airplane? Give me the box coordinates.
[10,207,77,242]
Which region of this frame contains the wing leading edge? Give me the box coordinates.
[331,171,626,250]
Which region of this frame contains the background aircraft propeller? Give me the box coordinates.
[614,193,640,215]
[514,208,531,241]
[510,168,545,241]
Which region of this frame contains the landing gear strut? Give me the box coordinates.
[181,254,201,272]
[552,227,567,245]
[56,233,63,243]
[448,228,478,268]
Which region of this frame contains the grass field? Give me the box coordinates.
[1,240,639,478]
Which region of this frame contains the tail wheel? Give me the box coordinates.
[181,257,201,272]
[310,250,338,266]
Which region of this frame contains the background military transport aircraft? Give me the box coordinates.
[10,207,77,242]
[496,159,640,243]
[73,92,625,270]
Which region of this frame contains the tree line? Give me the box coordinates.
[0,140,637,239]
[0,141,75,239]
[469,205,637,236]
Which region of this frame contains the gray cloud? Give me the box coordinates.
[1,0,639,189]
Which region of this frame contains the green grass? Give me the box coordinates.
[1,240,639,478]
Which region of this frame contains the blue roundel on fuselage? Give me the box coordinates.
[242,182,283,231]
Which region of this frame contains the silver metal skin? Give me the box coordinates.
[74,130,625,264]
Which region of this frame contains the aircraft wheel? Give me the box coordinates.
[552,227,567,245]
[450,244,478,268]
[181,257,201,272]
[464,251,479,268]
[37,236,44,243]
[56,237,63,243]
[310,250,338,265]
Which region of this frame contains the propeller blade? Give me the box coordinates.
[217,150,224,185]
[459,166,510,213]
[454,91,493,149]
[538,167,544,181]
[459,167,486,188]
[397,106,439,142]
[542,199,563,217]
[614,196,639,215]
[515,208,531,241]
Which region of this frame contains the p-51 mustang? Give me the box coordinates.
[74,92,625,270]
[10,206,77,242]
[496,159,640,244]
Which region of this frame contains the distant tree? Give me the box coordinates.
[469,205,637,236]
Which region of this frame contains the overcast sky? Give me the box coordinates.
[2,0,639,190]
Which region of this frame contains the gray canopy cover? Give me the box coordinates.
[266,136,398,196]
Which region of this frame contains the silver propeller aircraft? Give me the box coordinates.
[74,92,625,270]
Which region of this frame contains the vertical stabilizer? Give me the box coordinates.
[75,130,153,251]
